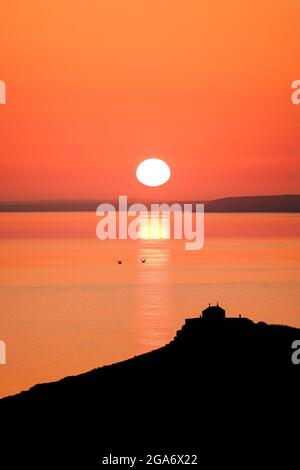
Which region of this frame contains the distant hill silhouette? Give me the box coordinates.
[0,306,299,467]
[0,194,299,212]
[205,194,300,212]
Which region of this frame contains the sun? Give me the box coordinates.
[136,158,171,187]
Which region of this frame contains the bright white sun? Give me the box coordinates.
[136,158,171,187]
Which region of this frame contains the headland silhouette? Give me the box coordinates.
[1,304,299,467]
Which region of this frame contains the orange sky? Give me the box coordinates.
[0,0,299,201]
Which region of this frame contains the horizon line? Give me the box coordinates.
[0,193,299,204]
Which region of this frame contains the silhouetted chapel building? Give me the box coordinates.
[202,303,226,320]
[172,303,254,345]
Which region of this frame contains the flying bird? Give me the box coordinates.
[116,260,123,264]
[140,258,147,263]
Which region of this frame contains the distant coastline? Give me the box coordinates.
[0,194,299,212]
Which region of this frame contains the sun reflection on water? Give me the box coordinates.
[138,214,170,240]
[135,239,174,351]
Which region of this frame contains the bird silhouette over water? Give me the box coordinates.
[116,260,123,265]
[140,258,147,263]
